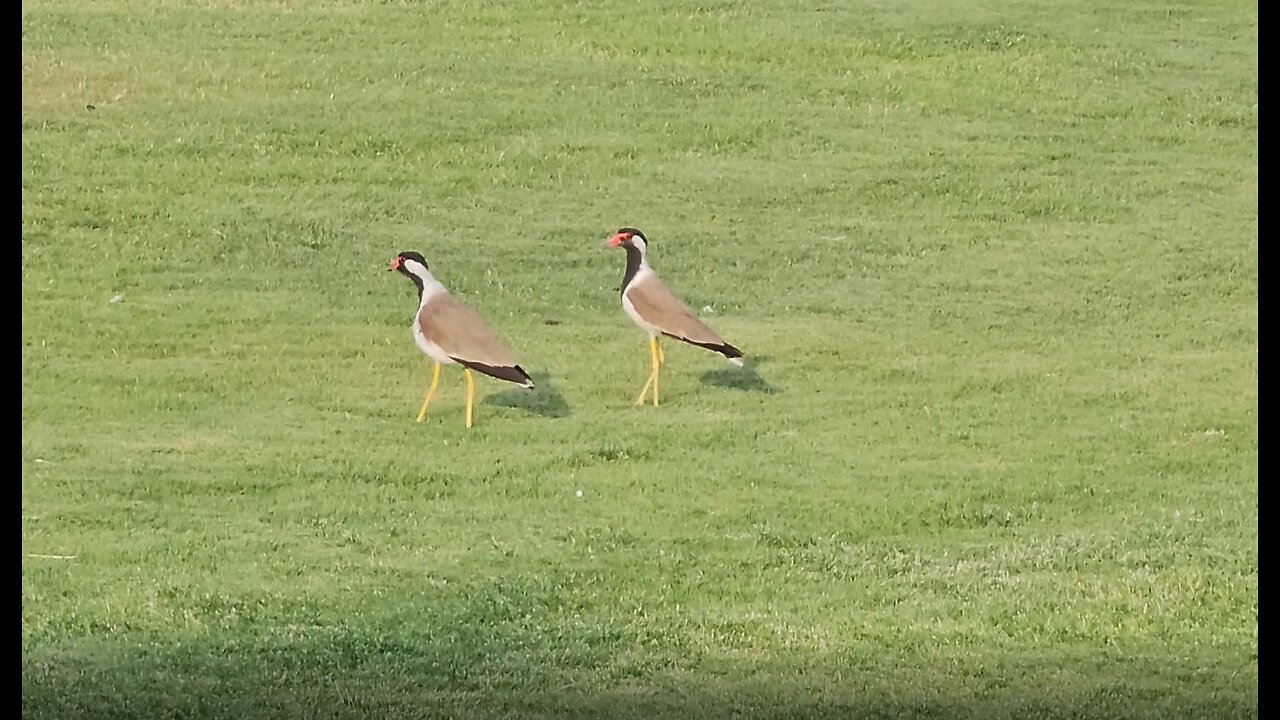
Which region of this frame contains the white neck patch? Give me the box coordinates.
[403,259,447,302]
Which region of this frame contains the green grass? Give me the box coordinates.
[22,0,1257,718]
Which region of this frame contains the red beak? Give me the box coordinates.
[606,233,628,248]
[388,257,402,271]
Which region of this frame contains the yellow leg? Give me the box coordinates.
[464,368,475,428]
[651,337,660,407]
[635,337,659,406]
[416,363,441,422]
[634,372,654,405]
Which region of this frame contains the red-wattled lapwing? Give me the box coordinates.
[606,228,743,406]
[389,251,534,428]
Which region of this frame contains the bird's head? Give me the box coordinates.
[606,227,648,255]
[389,251,430,277]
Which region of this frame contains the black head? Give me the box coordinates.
[606,227,649,249]
[388,251,429,274]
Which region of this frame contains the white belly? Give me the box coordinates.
[621,290,659,337]
[413,323,455,365]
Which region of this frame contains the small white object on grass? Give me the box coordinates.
[575,490,583,498]
[109,293,124,304]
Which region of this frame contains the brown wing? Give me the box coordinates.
[417,294,520,367]
[625,273,727,346]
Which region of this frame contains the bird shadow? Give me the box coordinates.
[483,372,571,418]
[699,355,779,394]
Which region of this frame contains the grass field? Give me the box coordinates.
[21,1,1257,718]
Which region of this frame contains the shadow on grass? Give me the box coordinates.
[699,355,778,395]
[20,572,1257,720]
[21,629,1257,720]
[483,372,570,418]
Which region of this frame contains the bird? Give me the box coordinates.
[605,227,743,406]
[388,251,534,428]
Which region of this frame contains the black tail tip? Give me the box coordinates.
[516,365,535,389]
[718,344,745,367]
